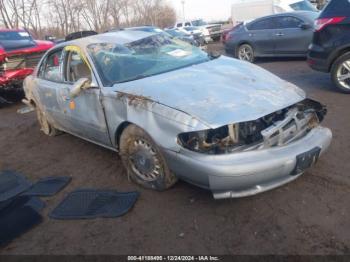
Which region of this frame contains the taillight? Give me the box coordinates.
[314,17,346,32]
[224,32,231,41]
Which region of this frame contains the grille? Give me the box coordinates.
[209,26,221,33]
[0,51,45,72]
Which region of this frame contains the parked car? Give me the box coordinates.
[307,0,350,93]
[164,29,200,46]
[23,31,332,199]
[231,0,318,25]
[175,19,222,42]
[0,29,53,88]
[225,11,318,62]
[180,26,206,45]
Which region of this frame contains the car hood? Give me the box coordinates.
[114,56,306,128]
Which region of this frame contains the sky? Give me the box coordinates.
[169,0,235,22]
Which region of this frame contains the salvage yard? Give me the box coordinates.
[1,42,350,255]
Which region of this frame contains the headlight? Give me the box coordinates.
[178,124,241,154]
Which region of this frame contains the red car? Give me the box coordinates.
[0,29,53,89]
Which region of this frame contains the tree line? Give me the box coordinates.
[0,0,177,38]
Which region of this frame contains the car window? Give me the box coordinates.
[275,16,303,29]
[290,0,318,11]
[0,31,32,41]
[66,51,92,83]
[185,22,191,26]
[176,23,183,27]
[39,49,63,82]
[248,18,275,30]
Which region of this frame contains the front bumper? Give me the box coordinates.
[163,126,332,199]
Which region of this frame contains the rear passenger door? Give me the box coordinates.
[246,18,277,56]
[273,16,313,55]
[36,48,65,126]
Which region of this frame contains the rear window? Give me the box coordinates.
[321,0,350,17]
[290,0,318,12]
[0,31,32,41]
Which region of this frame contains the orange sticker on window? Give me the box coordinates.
[69,100,76,110]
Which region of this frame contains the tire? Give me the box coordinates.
[36,107,59,136]
[119,124,178,191]
[331,52,350,94]
[237,44,255,63]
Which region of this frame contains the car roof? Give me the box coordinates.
[254,11,319,21]
[251,11,319,22]
[55,30,156,49]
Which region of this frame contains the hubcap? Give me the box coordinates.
[129,139,162,182]
[336,60,350,90]
[238,46,253,61]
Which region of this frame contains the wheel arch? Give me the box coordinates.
[114,121,132,150]
[329,46,350,72]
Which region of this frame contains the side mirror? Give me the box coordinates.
[70,78,92,98]
[300,23,311,30]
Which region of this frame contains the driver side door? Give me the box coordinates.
[56,46,111,146]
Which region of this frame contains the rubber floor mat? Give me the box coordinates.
[0,205,42,247]
[0,196,46,213]
[23,176,72,197]
[0,196,45,213]
[50,189,139,219]
[0,170,32,202]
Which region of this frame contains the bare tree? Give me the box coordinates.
[0,0,177,38]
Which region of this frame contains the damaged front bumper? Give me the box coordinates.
[163,126,332,199]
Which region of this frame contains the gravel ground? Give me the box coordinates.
[0,42,349,255]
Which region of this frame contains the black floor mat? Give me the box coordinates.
[23,176,71,197]
[0,205,42,247]
[0,196,45,213]
[50,189,139,220]
[0,170,32,202]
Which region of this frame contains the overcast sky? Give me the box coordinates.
[169,0,234,21]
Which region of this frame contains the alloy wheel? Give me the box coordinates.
[336,59,350,90]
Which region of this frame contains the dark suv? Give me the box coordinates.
[307,0,350,93]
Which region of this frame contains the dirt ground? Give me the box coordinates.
[0,43,349,255]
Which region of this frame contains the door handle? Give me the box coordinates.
[275,32,284,36]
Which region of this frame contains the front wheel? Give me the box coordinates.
[331,52,350,94]
[119,124,178,191]
[237,44,255,63]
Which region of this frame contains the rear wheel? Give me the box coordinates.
[237,44,255,63]
[331,52,350,94]
[119,124,177,191]
[36,107,59,136]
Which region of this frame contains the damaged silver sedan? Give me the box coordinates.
[23,31,332,199]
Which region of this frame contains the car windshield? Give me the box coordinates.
[191,19,207,26]
[0,31,32,41]
[87,34,210,86]
[290,0,318,11]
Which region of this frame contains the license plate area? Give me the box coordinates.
[291,147,321,176]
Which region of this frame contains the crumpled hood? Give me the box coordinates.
[114,56,306,128]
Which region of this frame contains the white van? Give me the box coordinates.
[231,0,318,24]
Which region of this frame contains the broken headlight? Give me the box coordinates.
[177,121,268,155]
